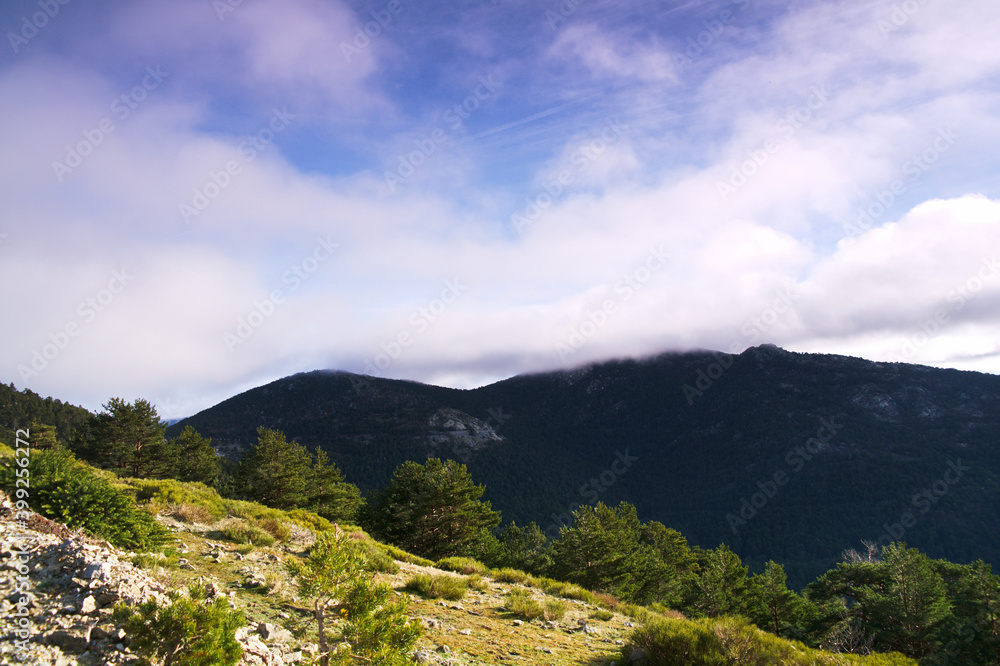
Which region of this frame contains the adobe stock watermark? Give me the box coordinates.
[717,85,829,201]
[224,236,340,352]
[873,459,970,548]
[359,278,468,377]
[545,448,639,540]
[683,284,800,405]
[7,0,72,54]
[512,117,628,234]
[556,245,670,362]
[340,0,412,62]
[384,74,502,192]
[844,127,959,238]
[52,65,169,182]
[180,107,295,224]
[726,415,845,535]
[885,254,999,363]
[673,0,753,70]
[877,0,932,38]
[9,428,36,659]
[18,269,135,380]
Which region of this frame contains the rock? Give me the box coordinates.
[459,628,471,635]
[413,650,435,664]
[80,594,98,614]
[258,622,293,643]
[283,651,303,663]
[43,626,92,653]
[512,619,524,626]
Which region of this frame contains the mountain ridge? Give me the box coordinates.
[160,345,1000,587]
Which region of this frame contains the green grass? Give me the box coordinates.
[436,556,488,575]
[503,589,566,621]
[590,609,614,621]
[466,574,490,592]
[216,518,276,547]
[404,573,468,601]
[381,543,434,567]
[490,567,535,585]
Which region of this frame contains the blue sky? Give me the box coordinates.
[2,0,1000,418]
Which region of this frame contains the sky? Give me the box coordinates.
[2,0,1000,420]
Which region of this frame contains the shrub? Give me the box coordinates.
[381,543,434,567]
[436,556,487,575]
[504,588,544,620]
[590,609,614,621]
[404,573,468,601]
[173,503,216,525]
[538,578,596,603]
[621,617,726,666]
[358,542,400,574]
[491,567,535,585]
[594,591,622,611]
[467,574,490,592]
[543,599,567,621]
[114,585,244,666]
[286,508,337,534]
[125,478,227,519]
[216,519,276,547]
[254,517,292,542]
[1,448,166,550]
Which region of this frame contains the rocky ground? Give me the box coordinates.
[0,494,629,665]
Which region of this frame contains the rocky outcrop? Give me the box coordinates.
[0,493,295,665]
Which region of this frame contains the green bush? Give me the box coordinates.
[404,573,468,601]
[543,598,567,621]
[590,609,614,621]
[114,585,244,666]
[125,478,227,519]
[622,616,918,666]
[381,543,434,567]
[286,508,337,534]
[504,588,544,620]
[436,556,487,575]
[359,542,400,574]
[491,567,535,585]
[622,617,726,666]
[1,448,166,550]
[467,574,490,592]
[216,518,276,547]
[170,503,216,524]
[537,577,597,603]
[254,517,291,542]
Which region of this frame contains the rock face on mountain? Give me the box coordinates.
[170,346,1000,587]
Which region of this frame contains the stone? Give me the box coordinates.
[80,594,98,614]
[258,622,293,643]
[43,626,92,653]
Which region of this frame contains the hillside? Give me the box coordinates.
[0,474,917,666]
[169,346,1000,587]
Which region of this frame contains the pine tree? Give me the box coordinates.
[235,427,312,509]
[690,544,750,617]
[361,458,501,559]
[306,447,364,523]
[167,426,220,486]
[748,561,801,637]
[84,398,169,478]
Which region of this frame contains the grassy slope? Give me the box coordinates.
[107,476,913,666]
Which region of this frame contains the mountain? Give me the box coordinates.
[169,345,1000,588]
